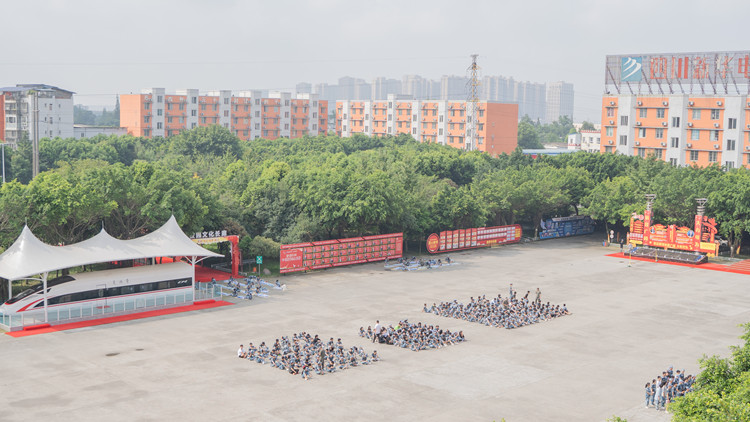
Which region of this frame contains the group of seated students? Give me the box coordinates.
[386,256,453,271]
[424,292,570,329]
[237,332,379,380]
[645,366,696,411]
[359,320,465,351]
[222,276,285,300]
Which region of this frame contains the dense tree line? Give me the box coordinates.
[1,126,749,261]
[670,322,750,420]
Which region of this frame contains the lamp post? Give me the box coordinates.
[1,141,5,184]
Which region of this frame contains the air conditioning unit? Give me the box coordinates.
[686,143,693,148]
[662,122,668,126]
[746,146,750,150]
[714,123,720,128]
[637,101,643,106]
[662,101,668,106]
[717,101,723,106]
[609,120,614,125]
[660,142,666,147]
[608,140,614,145]
[610,101,615,106]
[688,122,693,127]
[635,141,640,146]
[714,144,720,149]
[636,121,642,126]
[688,101,695,106]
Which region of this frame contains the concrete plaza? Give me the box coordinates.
[1,236,747,421]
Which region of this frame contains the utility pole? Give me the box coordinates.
[466,54,481,151]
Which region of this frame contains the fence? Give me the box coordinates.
[0,283,221,332]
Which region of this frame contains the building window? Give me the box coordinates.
[191,110,197,117]
[167,117,173,123]
[711,130,720,141]
[708,151,718,162]
[729,118,737,129]
[620,115,628,126]
[638,128,646,138]
[669,158,677,166]
[711,109,720,119]
[670,137,679,148]
[167,103,172,111]
[654,149,663,159]
[157,96,163,103]
[725,161,734,169]
[639,108,647,118]
[201,104,206,111]
[606,108,615,117]
[691,130,700,141]
[655,128,664,139]
[656,108,665,118]
[692,109,701,119]
[157,109,163,116]
[192,97,197,104]
[224,110,229,117]
[727,139,736,151]
[638,148,645,157]
[439,128,443,135]
[144,116,150,123]
[690,150,699,161]
[619,135,627,145]
[156,122,163,129]
[672,117,680,127]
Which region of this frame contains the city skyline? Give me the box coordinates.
[1,1,747,122]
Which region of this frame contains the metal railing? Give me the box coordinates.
[0,284,220,332]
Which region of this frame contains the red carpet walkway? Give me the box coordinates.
[606,252,750,276]
[5,300,233,338]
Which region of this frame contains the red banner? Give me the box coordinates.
[426,225,522,253]
[628,210,719,256]
[280,232,403,273]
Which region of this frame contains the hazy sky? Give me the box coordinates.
[2,0,748,121]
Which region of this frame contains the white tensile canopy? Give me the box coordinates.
[0,216,222,322]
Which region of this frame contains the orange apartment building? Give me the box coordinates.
[120,88,328,141]
[335,95,518,155]
[601,51,750,168]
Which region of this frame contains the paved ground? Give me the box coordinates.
[1,236,747,422]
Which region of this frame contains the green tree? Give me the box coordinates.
[581,176,642,236]
[517,116,543,149]
[74,105,97,125]
[580,121,596,131]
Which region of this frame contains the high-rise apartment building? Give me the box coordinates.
[371,77,402,100]
[600,51,750,168]
[120,89,328,141]
[336,95,518,155]
[546,81,575,123]
[0,84,74,145]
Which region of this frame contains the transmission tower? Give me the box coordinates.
[466,54,480,151]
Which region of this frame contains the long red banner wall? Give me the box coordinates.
[280,233,403,274]
[426,225,522,253]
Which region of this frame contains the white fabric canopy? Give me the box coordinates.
[0,216,222,280]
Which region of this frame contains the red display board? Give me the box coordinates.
[280,233,403,274]
[628,210,719,256]
[425,225,522,253]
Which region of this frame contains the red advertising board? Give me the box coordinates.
[280,232,403,274]
[426,225,522,254]
[628,210,719,256]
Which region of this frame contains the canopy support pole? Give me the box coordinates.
[42,271,49,323]
[7,278,11,302]
[190,257,196,303]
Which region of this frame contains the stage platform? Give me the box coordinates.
[607,252,750,276]
[5,300,233,338]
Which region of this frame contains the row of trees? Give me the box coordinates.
[517,115,597,149]
[0,126,749,260]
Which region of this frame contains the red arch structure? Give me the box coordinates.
[191,234,241,277]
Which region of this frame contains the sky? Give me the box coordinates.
[1,0,748,122]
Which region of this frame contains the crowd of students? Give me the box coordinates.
[237,332,379,380]
[359,320,465,351]
[424,286,570,329]
[385,256,454,271]
[220,276,285,300]
[644,366,696,411]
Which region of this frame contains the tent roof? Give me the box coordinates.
[0,216,222,280]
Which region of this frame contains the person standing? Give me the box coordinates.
[535,288,541,303]
[373,320,382,343]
